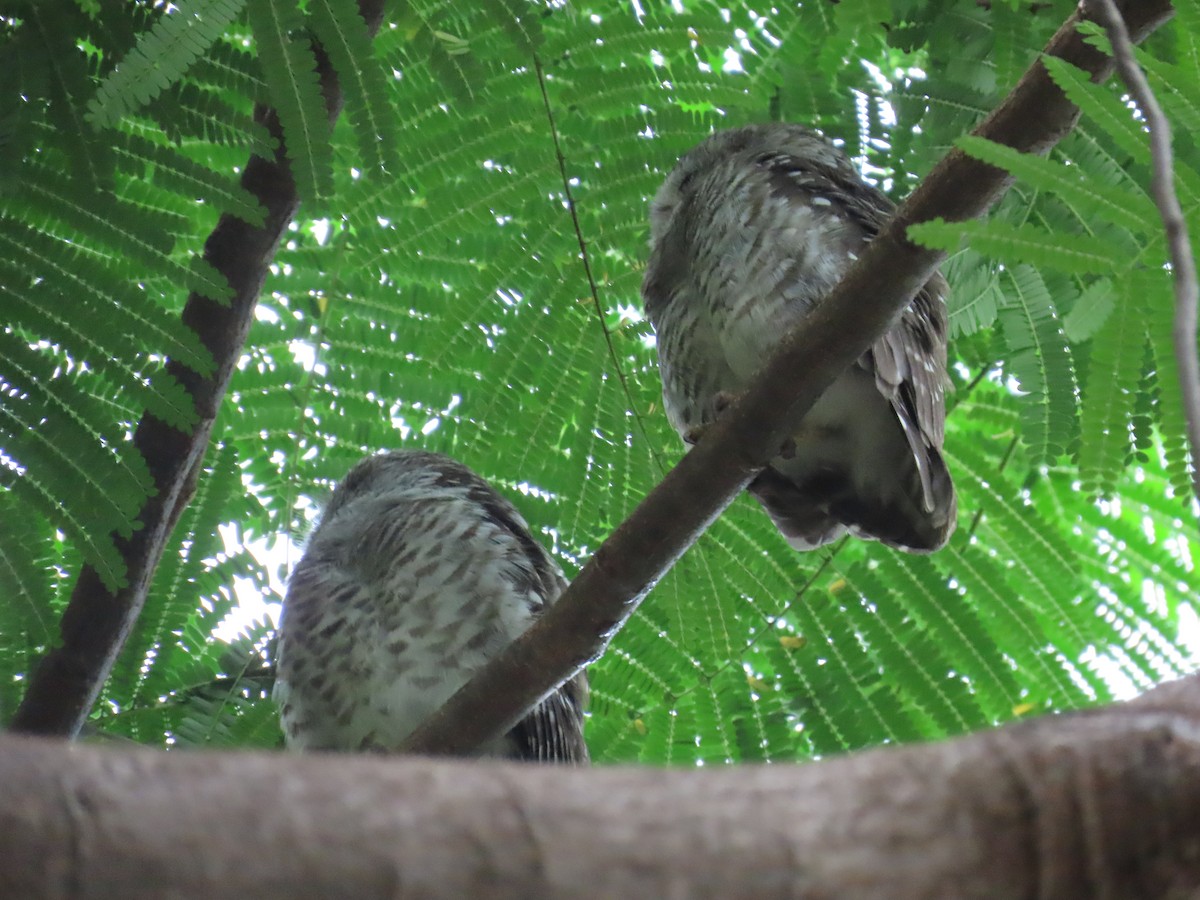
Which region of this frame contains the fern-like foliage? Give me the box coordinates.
[914,34,1200,498]
[307,0,397,176]
[87,0,249,129]
[0,0,1196,763]
[245,0,331,201]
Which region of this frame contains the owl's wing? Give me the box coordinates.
[471,482,571,611]
[509,671,591,764]
[768,150,955,529]
[498,559,590,764]
[761,148,896,235]
[474,487,591,765]
[861,277,954,517]
[869,278,949,450]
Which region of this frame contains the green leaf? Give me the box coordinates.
[1041,55,1150,166]
[307,0,398,175]
[246,0,332,201]
[998,265,1078,461]
[28,3,115,189]
[88,0,249,128]
[956,134,1159,231]
[1079,288,1145,494]
[1062,279,1115,343]
[910,217,1123,275]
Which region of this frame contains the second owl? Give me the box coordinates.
[275,450,588,763]
[642,123,956,553]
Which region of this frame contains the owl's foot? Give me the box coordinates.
[712,390,738,415]
[682,391,742,445]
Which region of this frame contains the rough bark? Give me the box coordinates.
[401,0,1177,756]
[10,0,388,738]
[2,676,1199,899]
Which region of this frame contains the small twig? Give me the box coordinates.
[966,432,1020,541]
[533,55,663,474]
[948,362,996,413]
[1088,0,1200,503]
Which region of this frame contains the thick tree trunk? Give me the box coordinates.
[9,0,388,739]
[3,677,1198,899]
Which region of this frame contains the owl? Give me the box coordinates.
[642,123,956,553]
[274,450,588,763]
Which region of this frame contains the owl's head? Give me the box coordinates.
[323,450,486,518]
[647,123,835,245]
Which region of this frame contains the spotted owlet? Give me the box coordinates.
[274,450,588,763]
[642,123,956,552]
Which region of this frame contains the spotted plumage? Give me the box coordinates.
[274,450,588,763]
[643,123,956,552]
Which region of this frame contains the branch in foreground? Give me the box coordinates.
[10,1,387,738]
[401,0,1176,757]
[4,677,1199,898]
[1089,0,1200,503]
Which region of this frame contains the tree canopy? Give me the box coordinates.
[1,0,1197,764]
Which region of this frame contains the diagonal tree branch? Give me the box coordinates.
[401,0,1176,756]
[4,674,1199,897]
[1088,0,1200,503]
[10,0,388,738]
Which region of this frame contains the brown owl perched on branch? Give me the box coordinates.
[274,450,588,763]
[642,123,956,552]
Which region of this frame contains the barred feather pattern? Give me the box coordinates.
[274,450,588,763]
[643,123,956,552]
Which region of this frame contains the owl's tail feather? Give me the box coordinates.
[749,457,956,554]
[747,467,848,551]
[842,447,956,553]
